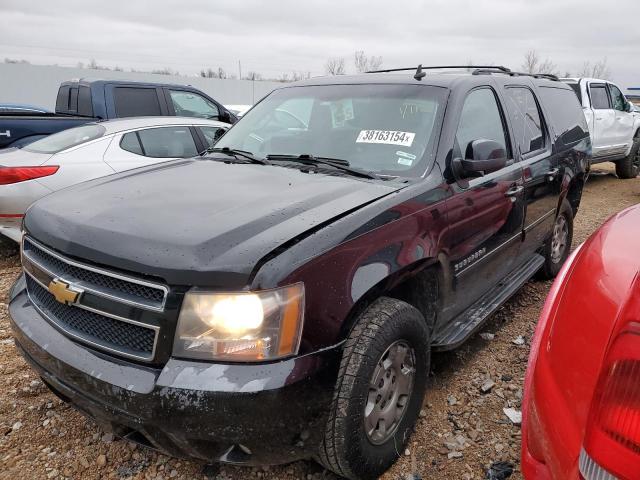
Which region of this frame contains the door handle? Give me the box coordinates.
[504,185,524,197]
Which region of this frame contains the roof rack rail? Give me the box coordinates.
[473,69,559,81]
[367,65,511,74]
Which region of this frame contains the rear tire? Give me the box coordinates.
[537,198,573,280]
[615,134,640,179]
[317,297,431,480]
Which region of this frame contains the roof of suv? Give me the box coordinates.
[60,78,204,90]
[290,71,567,90]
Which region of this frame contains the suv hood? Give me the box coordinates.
[24,159,399,287]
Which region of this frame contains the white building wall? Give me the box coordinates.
[0,63,282,109]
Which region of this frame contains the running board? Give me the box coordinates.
[432,254,545,351]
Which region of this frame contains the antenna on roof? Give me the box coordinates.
[414,64,427,81]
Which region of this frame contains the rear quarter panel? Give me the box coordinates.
[37,137,115,191]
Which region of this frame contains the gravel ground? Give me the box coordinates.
[1,165,638,480]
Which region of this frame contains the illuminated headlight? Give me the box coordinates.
[173,283,304,361]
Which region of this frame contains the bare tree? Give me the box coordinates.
[522,50,539,74]
[151,67,174,75]
[290,71,311,81]
[199,67,227,79]
[521,50,558,75]
[4,58,30,64]
[325,57,346,75]
[538,58,558,75]
[354,50,383,73]
[245,71,262,81]
[579,58,611,79]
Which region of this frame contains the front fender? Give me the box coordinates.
[251,175,451,353]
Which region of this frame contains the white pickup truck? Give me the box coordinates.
[562,78,640,178]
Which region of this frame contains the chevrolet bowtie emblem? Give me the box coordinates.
[48,279,82,305]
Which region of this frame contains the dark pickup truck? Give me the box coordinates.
[0,79,237,149]
[10,66,590,479]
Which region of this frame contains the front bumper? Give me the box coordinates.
[9,276,340,465]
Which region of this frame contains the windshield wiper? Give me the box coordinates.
[266,154,377,179]
[204,147,267,165]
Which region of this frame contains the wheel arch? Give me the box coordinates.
[338,256,446,342]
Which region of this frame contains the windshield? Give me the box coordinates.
[23,124,106,154]
[215,84,447,176]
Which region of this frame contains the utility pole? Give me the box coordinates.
[238,60,242,80]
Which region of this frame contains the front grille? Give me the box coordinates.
[26,276,156,358]
[21,236,167,362]
[23,237,166,308]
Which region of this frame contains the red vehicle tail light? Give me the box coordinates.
[582,281,640,480]
[0,166,59,185]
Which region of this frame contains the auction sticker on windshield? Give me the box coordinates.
[356,130,415,147]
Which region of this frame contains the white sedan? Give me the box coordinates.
[0,116,229,242]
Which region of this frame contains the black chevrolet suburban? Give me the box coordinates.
[9,66,590,479]
[0,79,237,149]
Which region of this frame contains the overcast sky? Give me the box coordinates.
[1,0,639,89]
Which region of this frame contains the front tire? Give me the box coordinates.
[615,134,640,179]
[538,198,573,280]
[317,297,431,480]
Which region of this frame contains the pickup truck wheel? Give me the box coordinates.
[317,297,431,480]
[537,199,573,280]
[615,135,640,179]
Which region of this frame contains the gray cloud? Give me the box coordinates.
[1,0,638,88]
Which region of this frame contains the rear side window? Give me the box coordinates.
[504,87,545,155]
[120,132,144,155]
[455,88,509,158]
[23,124,106,154]
[55,86,70,112]
[114,88,162,117]
[537,86,589,145]
[77,86,93,117]
[590,85,610,110]
[136,126,198,158]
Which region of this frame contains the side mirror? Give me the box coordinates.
[624,102,633,113]
[453,139,508,178]
[213,128,227,142]
[221,110,238,124]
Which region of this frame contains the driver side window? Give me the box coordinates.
[455,88,509,160]
[608,84,626,112]
[169,90,219,119]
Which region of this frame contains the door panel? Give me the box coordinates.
[608,84,634,151]
[503,86,557,250]
[443,87,525,320]
[589,83,618,157]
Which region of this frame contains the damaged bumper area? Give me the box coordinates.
[9,276,339,465]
